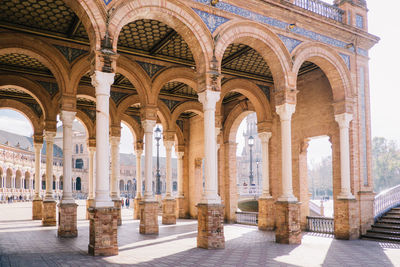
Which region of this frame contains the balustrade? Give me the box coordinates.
[374,184,400,218]
[290,0,344,22]
[306,216,334,234]
[235,211,258,226]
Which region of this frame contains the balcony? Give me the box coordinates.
[289,0,344,22]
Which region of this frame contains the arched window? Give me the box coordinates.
[75,144,79,154]
[75,158,84,169]
[42,180,46,190]
[76,177,81,191]
[173,181,177,191]
[80,144,83,153]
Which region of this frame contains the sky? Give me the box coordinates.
[0,0,398,164]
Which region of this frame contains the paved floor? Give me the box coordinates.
[0,202,399,267]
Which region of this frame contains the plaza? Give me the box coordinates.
[1,202,399,266]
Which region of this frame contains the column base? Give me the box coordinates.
[176,196,187,218]
[42,200,57,226]
[32,199,43,220]
[58,203,77,238]
[275,201,301,244]
[133,197,141,220]
[113,199,122,226]
[139,201,159,234]
[258,197,275,231]
[88,207,118,256]
[162,198,176,225]
[86,199,95,220]
[334,198,358,240]
[196,203,225,249]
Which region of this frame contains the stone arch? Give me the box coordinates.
[214,20,291,91]
[174,123,185,148]
[0,99,42,136]
[109,0,213,73]
[218,79,272,122]
[151,67,198,105]
[119,179,125,192]
[171,101,203,124]
[24,171,30,189]
[121,114,144,143]
[15,170,22,189]
[0,33,70,95]
[0,74,55,120]
[70,55,92,96]
[117,95,141,119]
[6,168,13,188]
[75,110,95,140]
[157,100,172,131]
[292,42,353,102]
[223,101,256,143]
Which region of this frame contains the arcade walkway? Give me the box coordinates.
[0,202,399,267]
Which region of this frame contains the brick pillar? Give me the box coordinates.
[86,199,95,220]
[139,201,159,234]
[133,197,141,220]
[88,207,118,256]
[334,198,359,239]
[162,198,176,225]
[113,199,122,226]
[58,203,77,237]
[359,191,375,235]
[42,201,57,226]
[32,199,43,220]
[197,203,225,249]
[275,201,301,244]
[176,196,186,218]
[258,197,275,230]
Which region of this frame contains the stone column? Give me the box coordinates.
[32,141,43,220]
[257,132,274,231]
[176,151,185,218]
[334,113,355,199]
[139,119,159,234]
[88,70,118,256]
[133,147,143,220]
[42,131,57,226]
[197,90,224,249]
[86,145,95,220]
[162,140,176,225]
[275,103,301,244]
[58,110,78,237]
[110,135,122,226]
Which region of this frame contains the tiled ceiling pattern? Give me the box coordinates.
[161,81,197,98]
[0,0,88,39]
[77,96,95,107]
[0,53,51,74]
[0,87,43,116]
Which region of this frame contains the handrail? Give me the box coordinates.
[291,0,344,22]
[309,200,321,216]
[306,216,334,234]
[235,211,258,226]
[374,184,400,219]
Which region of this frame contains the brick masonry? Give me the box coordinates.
[139,201,159,234]
[133,197,141,220]
[113,199,122,226]
[42,200,57,226]
[32,199,42,220]
[86,199,94,220]
[58,203,78,237]
[334,198,359,240]
[162,198,176,225]
[197,203,225,249]
[275,201,302,244]
[88,207,118,256]
[258,197,275,231]
[176,196,187,218]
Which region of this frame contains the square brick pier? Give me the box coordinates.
[197,203,225,249]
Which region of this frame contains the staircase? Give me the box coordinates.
[362,206,400,243]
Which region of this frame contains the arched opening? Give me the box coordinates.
[75,177,81,191]
[119,180,125,193]
[6,168,13,188]
[15,170,22,189]
[24,172,30,189]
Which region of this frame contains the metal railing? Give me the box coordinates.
[291,0,344,22]
[235,211,258,226]
[374,184,400,219]
[306,216,334,234]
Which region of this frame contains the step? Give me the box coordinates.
[362,233,400,242]
[368,228,400,236]
[381,215,400,220]
[387,211,400,216]
[373,223,400,230]
[377,219,400,224]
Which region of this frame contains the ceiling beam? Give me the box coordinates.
[221,46,252,67]
[149,30,178,54]
[169,83,187,94]
[113,75,125,85]
[67,15,82,37]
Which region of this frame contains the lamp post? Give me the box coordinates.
[248,136,254,187]
[256,159,260,195]
[154,126,162,196]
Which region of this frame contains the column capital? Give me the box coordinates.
[163,131,175,142]
[164,140,174,151]
[88,146,96,154]
[258,132,272,142]
[276,103,296,121]
[91,70,115,96]
[135,140,144,151]
[176,151,184,159]
[60,110,76,126]
[335,113,353,129]
[274,89,298,106]
[135,149,143,157]
[142,119,156,133]
[33,142,43,150]
[140,106,158,121]
[60,94,77,112]
[87,138,96,148]
[44,131,56,142]
[198,90,220,111]
[110,135,120,145]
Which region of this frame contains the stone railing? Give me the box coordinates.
[290,0,344,22]
[374,184,400,219]
[306,216,334,234]
[235,211,258,226]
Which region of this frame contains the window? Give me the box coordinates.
[356,14,364,29]
[75,158,84,169]
[347,11,351,25]
[75,144,79,154]
[80,144,83,153]
[76,177,81,191]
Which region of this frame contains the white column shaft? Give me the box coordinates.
[259,132,272,198]
[61,110,76,204]
[91,70,115,207]
[110,136,120,200]
[177,152,184,197]
[88,147,95,199]
[135,150,143,198]
[44,131,56,201]
[143,120,156,201]
[164,141,173,198]
[34,143,42,200]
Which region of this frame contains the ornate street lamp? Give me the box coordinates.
[248,135,254,186]
[154,126,162,196]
